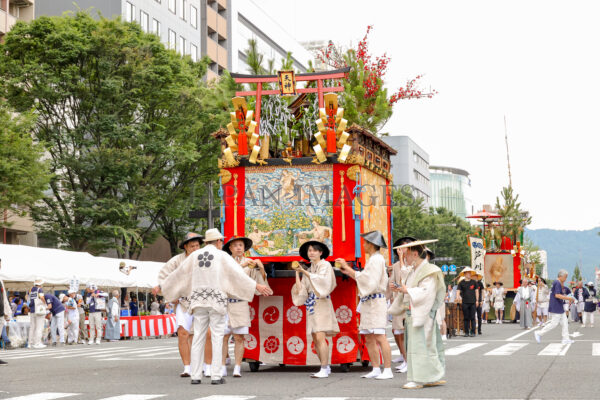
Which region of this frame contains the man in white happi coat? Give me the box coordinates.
[154,232,203,378]
[160,228,273,385]
[395,239,446,390]
[222,236,270,378]
[338,230,393,380]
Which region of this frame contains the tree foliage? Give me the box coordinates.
[392,188,474,267]
[0,103,50,219]
[0,12,219,257]
[494,186,532,245]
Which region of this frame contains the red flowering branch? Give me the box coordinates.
[316,26,437,105]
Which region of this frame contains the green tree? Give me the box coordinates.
[392,187,474,267]
[573,264,582,283]
[495,186,532,245]
[0,104,50,220]
[0,12,217,257]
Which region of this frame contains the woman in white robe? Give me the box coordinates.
[492,282,505,323]
[394,239,446,390]
[292,240,339,379]
[337,230,393,380]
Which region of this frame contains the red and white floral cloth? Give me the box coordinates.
[243,277,359,365]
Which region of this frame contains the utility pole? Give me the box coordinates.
[504,115,513,188]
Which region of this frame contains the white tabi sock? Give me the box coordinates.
[375,367,394,380]
[361,367,381,378]
[183,365,190,374]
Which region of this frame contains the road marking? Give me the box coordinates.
[2,393,79,400]
[445,342,486,355]
[484,343,528,356]
[138,349,180,357]
[538,343,571,356]
[88,346,174,358]
[297,398,349,400]
[99,357,179,361]
[593,343,600,356]
[391,349,401,355]
[392,398,441,400]
[571,331,583,337]
[194,396,255,400]
[53,348,144,359]
[506,326,539,341]
[97,396,166,400]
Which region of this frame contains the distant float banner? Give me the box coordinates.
[469,236,486,283]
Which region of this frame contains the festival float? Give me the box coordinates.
[212,68,395,371]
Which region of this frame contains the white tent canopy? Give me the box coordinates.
[0,244,164,290]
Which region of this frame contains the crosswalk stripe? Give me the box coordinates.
[392,398,441,400]
[53,347,149,359]
[2,393,79,400]
[593,343,600,356]
[298,397,353,400]
[484,343,528,356]
[194,396,255,400]
[137,349,179,357]
[2,347,136,360]
[97,395,165,400]
[88,347,174,358]
[538,343,571,356]
[445,342,486,355]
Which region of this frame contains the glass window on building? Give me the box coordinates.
[168,29,176,50]
[179,0,186,20]
[190,43,198,62]
[125,2,135,22]
[140,11,149,32]
[168,0,176,14]
[152,19,161,36]
[179,36,186,55]
[190,5,198,28]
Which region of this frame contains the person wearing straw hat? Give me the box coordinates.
[160,228,273,385]
[337,230,393,380]
[425,247,448,341]
[582,281,597,328]
[28,278,47,349]
[222,236,269,378]
[292,240,339,379]
[154,232,203,378]
[456,267,480,337]
[386,236,416,373]
[394,239,446,389]
[491,281,505,323]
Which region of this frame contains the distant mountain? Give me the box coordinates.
[525,227,600,281]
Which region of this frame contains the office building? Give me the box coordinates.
[1,0,35,41]
[231,0,310,73]
[429,165,473,219]
[381,136,431,205]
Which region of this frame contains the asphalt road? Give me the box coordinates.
[1,320,599,400]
